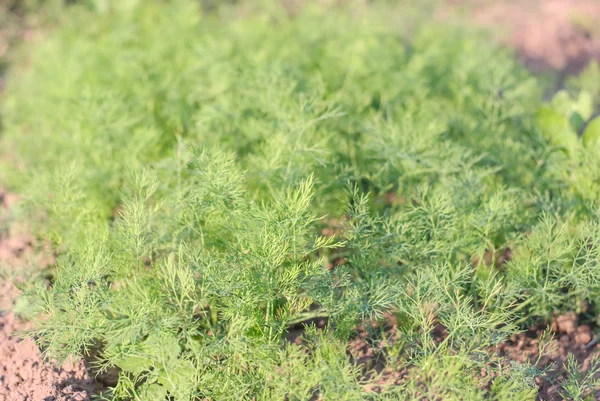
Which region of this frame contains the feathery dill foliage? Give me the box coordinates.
[2,1,600,400]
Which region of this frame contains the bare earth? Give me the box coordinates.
[460,0,600,74]
[0,190,96,401]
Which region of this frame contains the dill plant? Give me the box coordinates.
[2,1,600,400]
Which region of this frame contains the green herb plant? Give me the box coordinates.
[2,1,600,400]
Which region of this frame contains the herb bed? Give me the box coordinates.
[1,1,600,400]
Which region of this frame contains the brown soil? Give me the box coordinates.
[452,0,600,75]
[494,313,600,400]
[0,189,99,401]
[344,313,600,399]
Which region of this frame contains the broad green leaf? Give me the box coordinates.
[582,116,600,149]
[550,89,593,123]
[117,354,153,375]
[157,359,196,392]
[550,90,573,118]
[535,106,578,152]
[141,331,181,360]
[140,382,168,401]
[569,112,586,133]
[575,90,594,121]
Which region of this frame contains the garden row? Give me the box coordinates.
[1,1,600,400]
